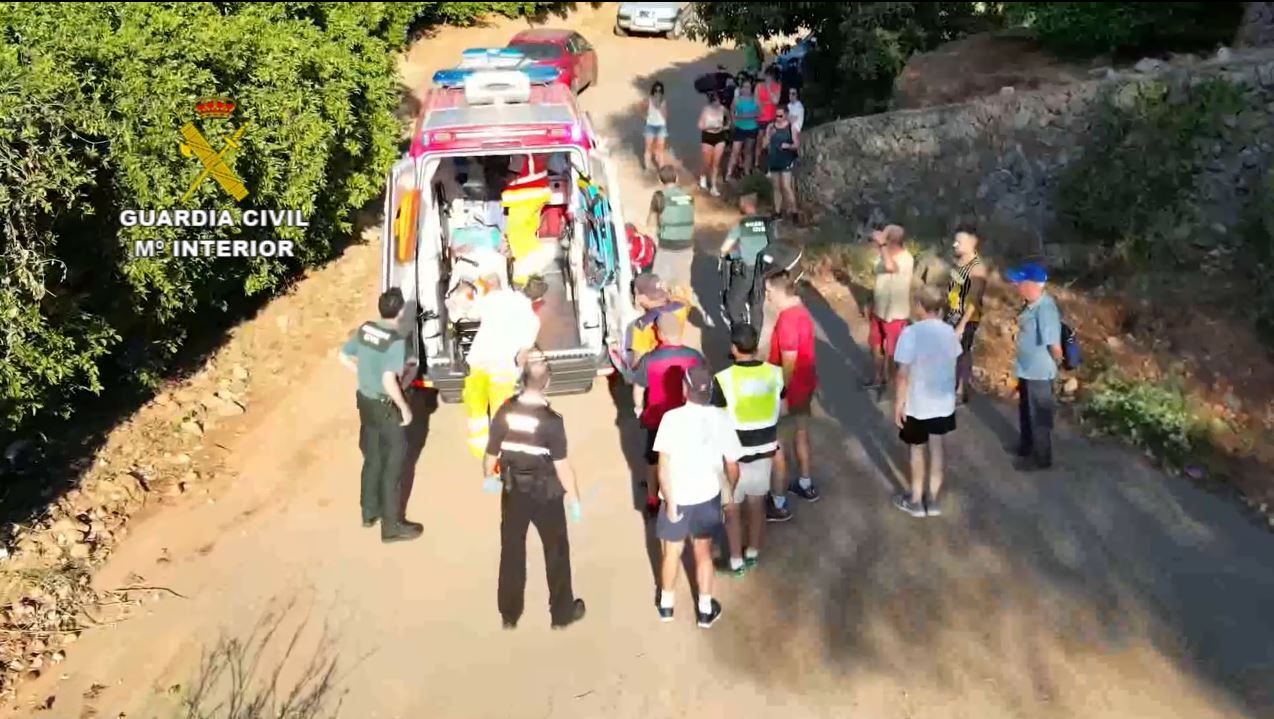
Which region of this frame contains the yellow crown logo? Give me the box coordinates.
[194,97,235,119]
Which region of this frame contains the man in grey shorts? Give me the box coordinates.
[652,365,745,629]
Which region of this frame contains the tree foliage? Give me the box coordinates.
[688,2,993,117]
[0,2,557,431]
[1004,2,1246,56]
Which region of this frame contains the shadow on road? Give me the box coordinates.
[399,386,439,515]
[704,280,1274,717]
[606,373,662,593]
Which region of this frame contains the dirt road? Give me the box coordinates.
[13,9,1274,719]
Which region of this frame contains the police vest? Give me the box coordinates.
[657,186,695,249]
[732,215,772,267]
[715,363,783,454]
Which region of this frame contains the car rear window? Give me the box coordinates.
[509,43,564,60]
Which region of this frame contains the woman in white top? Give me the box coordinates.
[786,87,805,132]
[642,81,668,173]
[697,91,729,197]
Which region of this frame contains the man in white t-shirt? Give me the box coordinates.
[653,364,744,629]
[891,286,961,518]
[463,274,542,458]
[863,224,915,393]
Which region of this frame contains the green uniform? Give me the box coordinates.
[656,186,695,251]
[723,215,773,332]
[340,320,409,535]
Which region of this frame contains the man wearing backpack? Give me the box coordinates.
[1007,263,1063,471]
[647,165,695,293]
[718,194,773,334]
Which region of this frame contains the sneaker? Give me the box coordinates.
[710,185,721,197]
[699,176,709,190]
[924,495,942,517]
[789,481,821,503]
[765,497,793,523]
[644,495,661,518]
[743,554,759,569]
[381,521,424,543]
[892,494,926,518]
[657,605,675,622]
[551,599,587,630]
[716,562,748,579]
[362,516,378,528]
[696,599,723,629]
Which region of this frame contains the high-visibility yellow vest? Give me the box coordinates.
[715,363,783,432]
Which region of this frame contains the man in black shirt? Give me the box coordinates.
[483,360,586,630]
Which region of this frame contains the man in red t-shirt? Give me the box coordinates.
[765,271,819,521]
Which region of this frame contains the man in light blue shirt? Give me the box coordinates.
[1007,263,1063,471]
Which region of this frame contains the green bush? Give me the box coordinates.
[1081,376,1205,466]
[1057,79,1245,262]
[689,2,997,117]
[0,2,558,431]
[1006,2,1245,56]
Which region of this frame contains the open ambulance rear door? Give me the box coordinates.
[587,143,636,357]
[381,155,439,389]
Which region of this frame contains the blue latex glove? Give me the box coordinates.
[482,475,503,493]
[567,498,582,523]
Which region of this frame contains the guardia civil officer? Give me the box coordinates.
[482,360,587,630]
[338,288,424,543]
[718,193,774,333]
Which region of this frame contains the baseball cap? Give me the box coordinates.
[1005,262,1048,284]
[633,273,668,302]
[683,364,714,404]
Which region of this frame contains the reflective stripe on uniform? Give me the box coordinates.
[500,441,551,456]
[506,413,541,432]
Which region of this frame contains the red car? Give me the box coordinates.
[507,28,598,94]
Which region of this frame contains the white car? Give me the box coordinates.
[614,2,689,38]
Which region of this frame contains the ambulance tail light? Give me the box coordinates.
[569,123,583,143]
[427,131,453,144]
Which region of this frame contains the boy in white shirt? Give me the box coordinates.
[653,364,744,629]
[892,286,962,518]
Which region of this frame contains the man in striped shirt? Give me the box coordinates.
[484,361,586,631]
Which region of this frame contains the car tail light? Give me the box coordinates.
[429,132,453,143]
[547,128,568,138]
[569,123,583,143]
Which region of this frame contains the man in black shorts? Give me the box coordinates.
[652,365,744,628]
[891,287,962,518]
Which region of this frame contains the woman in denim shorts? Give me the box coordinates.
[643,81,668,173]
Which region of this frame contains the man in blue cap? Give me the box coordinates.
[1006,262,1063,471]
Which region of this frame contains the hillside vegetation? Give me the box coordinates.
[0,2,560,436]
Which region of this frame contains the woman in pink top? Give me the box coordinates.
[754,66,783,168]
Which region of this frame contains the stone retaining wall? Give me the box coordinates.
[795,51,1274,261]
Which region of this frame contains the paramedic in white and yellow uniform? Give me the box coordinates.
[462,273,542,457]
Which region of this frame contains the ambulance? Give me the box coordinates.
[381,49,634,402]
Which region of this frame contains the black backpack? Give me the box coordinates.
[1034,305,1081,371]
[1061,321,1081,371]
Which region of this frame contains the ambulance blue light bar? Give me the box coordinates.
[460,47,527,67]
[432,66,561,88]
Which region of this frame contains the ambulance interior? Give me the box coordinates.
[426,149,585,359]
